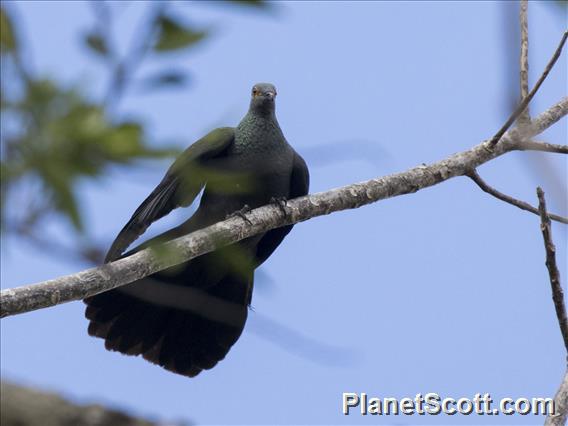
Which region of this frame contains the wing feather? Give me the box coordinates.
[105,127,235,262]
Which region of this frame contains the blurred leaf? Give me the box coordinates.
[139,70,189,91]
[42,163,83,230]
[225,0,269,8]
[0,7,17,52]
[84,32,108,58]
[103,122,149,161]
[210,244,255,281]
[154,15,207,52]
[149,242,186,275]
[3,78,179,232]
[177,163,256,196]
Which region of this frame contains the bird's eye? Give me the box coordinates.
[252,87,258,95]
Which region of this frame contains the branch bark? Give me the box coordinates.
[1,97,567,318]
[488,30,567,148]
[545,367,568,426]
[538,186,568,426]
[0,380,170,426]
[518,0,530,125]
[537,188,568,353]
[517,140,568,154]
[467,171,568,224]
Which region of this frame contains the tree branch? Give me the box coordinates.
[518,0,530,125]
[537,187,568,352]
[1,380,168,426]
[467,171,568,224]
[529,96,568,135]
[516,140,568,154]
[1,97,567,318]
[546,367,568,426]
[538,188,568,426]
[488,30,567,148]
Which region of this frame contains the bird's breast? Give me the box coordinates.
[231,143,293,201]
[199,128,294,219]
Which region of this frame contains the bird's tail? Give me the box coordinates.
[84,271,252,377]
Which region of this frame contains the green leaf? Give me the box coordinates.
[84,32,108,57]
[3,76,181,235]
[154,15,207,52]
[139,70,189,91]
[0,7,17,52]
[41,163,83,231]
[103,122,144,159]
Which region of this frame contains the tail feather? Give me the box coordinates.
[107,301,160,353]
[84,265,252,378]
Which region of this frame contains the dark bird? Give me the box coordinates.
[84,83,309,377]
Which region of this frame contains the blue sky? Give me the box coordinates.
[1,1,567,425]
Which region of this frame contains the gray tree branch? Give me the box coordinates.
[517,140,568,154]
[545,367,568,426]
[1,96,567,318]
[0,380,175,426]
[519,0,530,125]
[468,171,568,224]
[538,187,568,426]
[488,30,567,148]
[537,188,568,353]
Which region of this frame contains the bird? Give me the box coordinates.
[84,83,309,377]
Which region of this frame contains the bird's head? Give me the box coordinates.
[249,83,277,115]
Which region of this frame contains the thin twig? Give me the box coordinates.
[104,2,166,107]
[516,140,568,154]
[15,227,105,265]
[1,97,567,318]
[468,171,568,224]
[488,30,567,148]
[89,1,117,62]
[518,0,530,125]
[537,187,568,353]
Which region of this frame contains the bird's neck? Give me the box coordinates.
[248,104,276,120]
[237,110,285,148]
[241,109,279,129]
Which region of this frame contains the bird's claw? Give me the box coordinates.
[226,204,253,225]
[270,196,289,218]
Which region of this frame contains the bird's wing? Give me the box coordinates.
[289,152,310,198]
[254,152,310,266]
[105,127,235,263]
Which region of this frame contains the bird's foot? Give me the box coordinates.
[226,204,252,225]
[270,196,289,218]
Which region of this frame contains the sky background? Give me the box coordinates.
[1,1,567,425]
